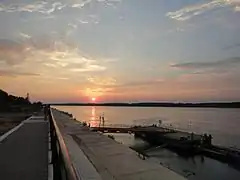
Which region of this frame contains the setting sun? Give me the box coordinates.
[91,97,96,102]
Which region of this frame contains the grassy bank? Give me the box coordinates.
[0,113,30,135]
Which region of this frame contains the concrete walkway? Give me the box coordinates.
[0,115,48,180]
[52,109,186,180]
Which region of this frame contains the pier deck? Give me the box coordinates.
[92,126,202,147]
[164,131,202,141]
[93,126,202,139]
[52,109,186,180]
[0,115,48,180]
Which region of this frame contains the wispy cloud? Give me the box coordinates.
[0,36,108,78]
[0,1,60,14]
[223,43,240,50]
[83,78,165,98]
[19,33,32,39]
[87,76,117,86]
[78,19,89,24]
[166,0,240,21]
[70,64,106,72]
[119,79,164,88]
[32,41,107,73]
[0,0,122,15]
[171,57,240,69]
[0,39,30,65]
[101,79,164,91]
[0,70,39,77]
[171,57,240,75]
[82,87,114,97]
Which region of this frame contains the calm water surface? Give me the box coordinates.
[56,106,240,148]
[55,106,240,180]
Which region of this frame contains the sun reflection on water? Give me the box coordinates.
[90,106,99,127]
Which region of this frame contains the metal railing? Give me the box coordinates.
[49,108,79,180]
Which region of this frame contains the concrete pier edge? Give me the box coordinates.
[51,108,186,180]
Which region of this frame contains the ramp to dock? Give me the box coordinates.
[0,116,48,180]
[52,109,186,180]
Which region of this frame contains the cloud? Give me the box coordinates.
[36,43,108,72]
[166,0,240,21]
[37,45,107,73]
[0,39,30,65]
[0,37,60,66]
[68,23,78,29]
[0,0,122,15]
[0,70,39,77]
[19,33,32,39]
[87,76,116,86]
[119,79,163,88]
[0,1,56,14]
[0,36,107,78]
[71,0,122,9]
[171,57,240,69]
[101,79,164,90]
[71,0,92,8]
[170,57,240,76]
[83,78,165,98]
[78,19,89,24]
[82,87,114,97]
[70,64,106,72]
[223,43,240,50]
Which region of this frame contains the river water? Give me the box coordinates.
[55,106,240,180]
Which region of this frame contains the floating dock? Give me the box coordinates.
[92,126,202,151]
[92,125,240,167]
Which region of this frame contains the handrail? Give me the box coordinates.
[49,108,79,180]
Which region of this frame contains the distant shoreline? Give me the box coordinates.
[50,102,240,108]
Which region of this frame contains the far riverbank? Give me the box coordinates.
[51,102,240,108]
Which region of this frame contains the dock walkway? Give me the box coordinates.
[52,109,186,180]
[0,115,48,180]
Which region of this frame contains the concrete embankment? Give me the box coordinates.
[52,109,186,180]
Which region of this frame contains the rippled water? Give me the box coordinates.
[55,106,240,180]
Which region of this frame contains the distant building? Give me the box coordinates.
[26,93,30,102]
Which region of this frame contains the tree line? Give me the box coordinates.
[0,89,42,112]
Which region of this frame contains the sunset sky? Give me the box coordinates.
[0,0,240,103]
